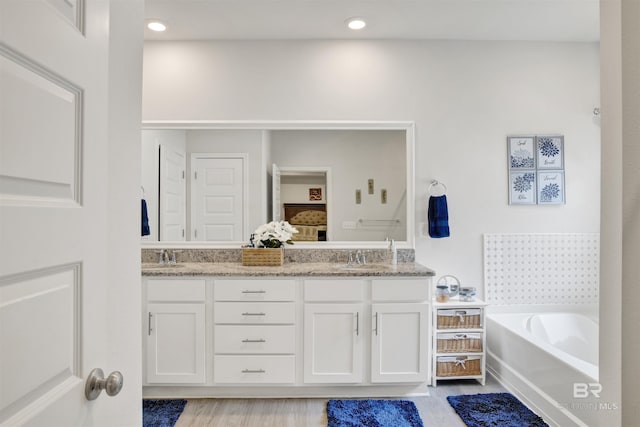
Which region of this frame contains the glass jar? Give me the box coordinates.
[436,285,450,303]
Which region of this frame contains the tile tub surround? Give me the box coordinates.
[141,261,433,277]
[141,248,415,264]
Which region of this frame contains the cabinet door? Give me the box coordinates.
[147,303,206,383]
[303,303,363,383]
[371,303,429,383]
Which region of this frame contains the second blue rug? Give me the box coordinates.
[447,393,549,427]
[327,399,424,427]
[143,399,187,427]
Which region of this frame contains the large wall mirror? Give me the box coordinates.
[141,121,415,248]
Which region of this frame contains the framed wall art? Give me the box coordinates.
[536,135,564,169]
[509,171,536,205]
[537,171,565,204]
[508,136,536,169]
[507,134,565,205]
[309,187,322,201]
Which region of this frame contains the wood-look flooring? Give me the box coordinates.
[174,377,507,427]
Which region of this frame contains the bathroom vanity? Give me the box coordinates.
[141,261,434,398]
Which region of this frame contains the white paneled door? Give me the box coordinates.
[0,1,135,426]
[160,145,186,241]
[191,156,245,241]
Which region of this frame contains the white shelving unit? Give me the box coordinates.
[431,298,488,386]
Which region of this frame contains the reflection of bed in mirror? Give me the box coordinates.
[284,203,327,241]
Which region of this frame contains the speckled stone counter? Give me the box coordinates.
[141,261,434,277]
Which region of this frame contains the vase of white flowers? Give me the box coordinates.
[241,221,298,266]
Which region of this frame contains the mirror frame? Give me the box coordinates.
[141,120,415,249]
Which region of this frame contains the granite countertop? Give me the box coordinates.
[141,262,435,277]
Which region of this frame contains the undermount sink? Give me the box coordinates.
[143,263,186,269]
[333,263,391,271]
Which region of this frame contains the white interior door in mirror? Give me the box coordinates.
[160,145,186,241]
[272,163,281,221]
[192,155,245,241]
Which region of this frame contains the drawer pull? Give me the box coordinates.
[242,312,266,316]
[242,338,266,343]
[241,369,266,374]
[241,290,266,294]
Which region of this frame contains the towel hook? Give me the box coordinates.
[428,180,447,196]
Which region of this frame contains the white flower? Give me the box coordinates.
[252,220,298,248]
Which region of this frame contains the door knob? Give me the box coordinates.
[85,368,124,400]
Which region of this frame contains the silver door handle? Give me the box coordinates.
[85,368,123,400]
[356,312,359,336]
[242,338,266,343]
[241,290,266,294]
[148,312,152,335]
[374,312,379,336]
[241,369,266,373]
[242,312,266,316]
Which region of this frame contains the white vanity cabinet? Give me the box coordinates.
[303,279,365,383]
[371,279,429,383]
[142,269,433,397]
[213,278,296,384]
[303,278,429,385]
[145,279,206,384]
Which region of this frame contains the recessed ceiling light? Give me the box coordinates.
[147,21,167,32]
[345,17,366,30]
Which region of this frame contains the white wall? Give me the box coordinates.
[601,0,640,423]
[143,39,600,294]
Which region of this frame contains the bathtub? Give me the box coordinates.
[486,310,599,427]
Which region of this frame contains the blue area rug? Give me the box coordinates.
[143,399,187,427]
[327,399,424,427]
[447,393,549,427]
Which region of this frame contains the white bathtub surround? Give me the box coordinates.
[483,233,600,305]
[486,308,599,427]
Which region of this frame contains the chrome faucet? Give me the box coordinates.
[157,249,172,264]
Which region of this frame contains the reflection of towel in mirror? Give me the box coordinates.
[428,195,450,238]
[141,199,151,236]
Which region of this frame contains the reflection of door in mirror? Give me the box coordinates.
[191,155,245,241]
[160,146,186,241]
[142,129,187,241]
[272,165,331,241]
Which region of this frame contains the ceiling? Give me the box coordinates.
[144,0,600,42]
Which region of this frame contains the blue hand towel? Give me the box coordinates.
[428,195,450,238]
[141,199,151,236]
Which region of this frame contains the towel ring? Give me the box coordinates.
[428,180,447,196]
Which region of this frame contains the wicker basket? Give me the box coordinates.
[437,309,481,329]
[241,248,284,266]
[436,356,482,377]
[437,333,482,353]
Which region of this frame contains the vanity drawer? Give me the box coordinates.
[304,279,365,302]
[214,325,295,354]
[214,279,295,301]
[214,302,295,324]
[371,279,429,301]
[146,279,206,302]
[214,355,295,383]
